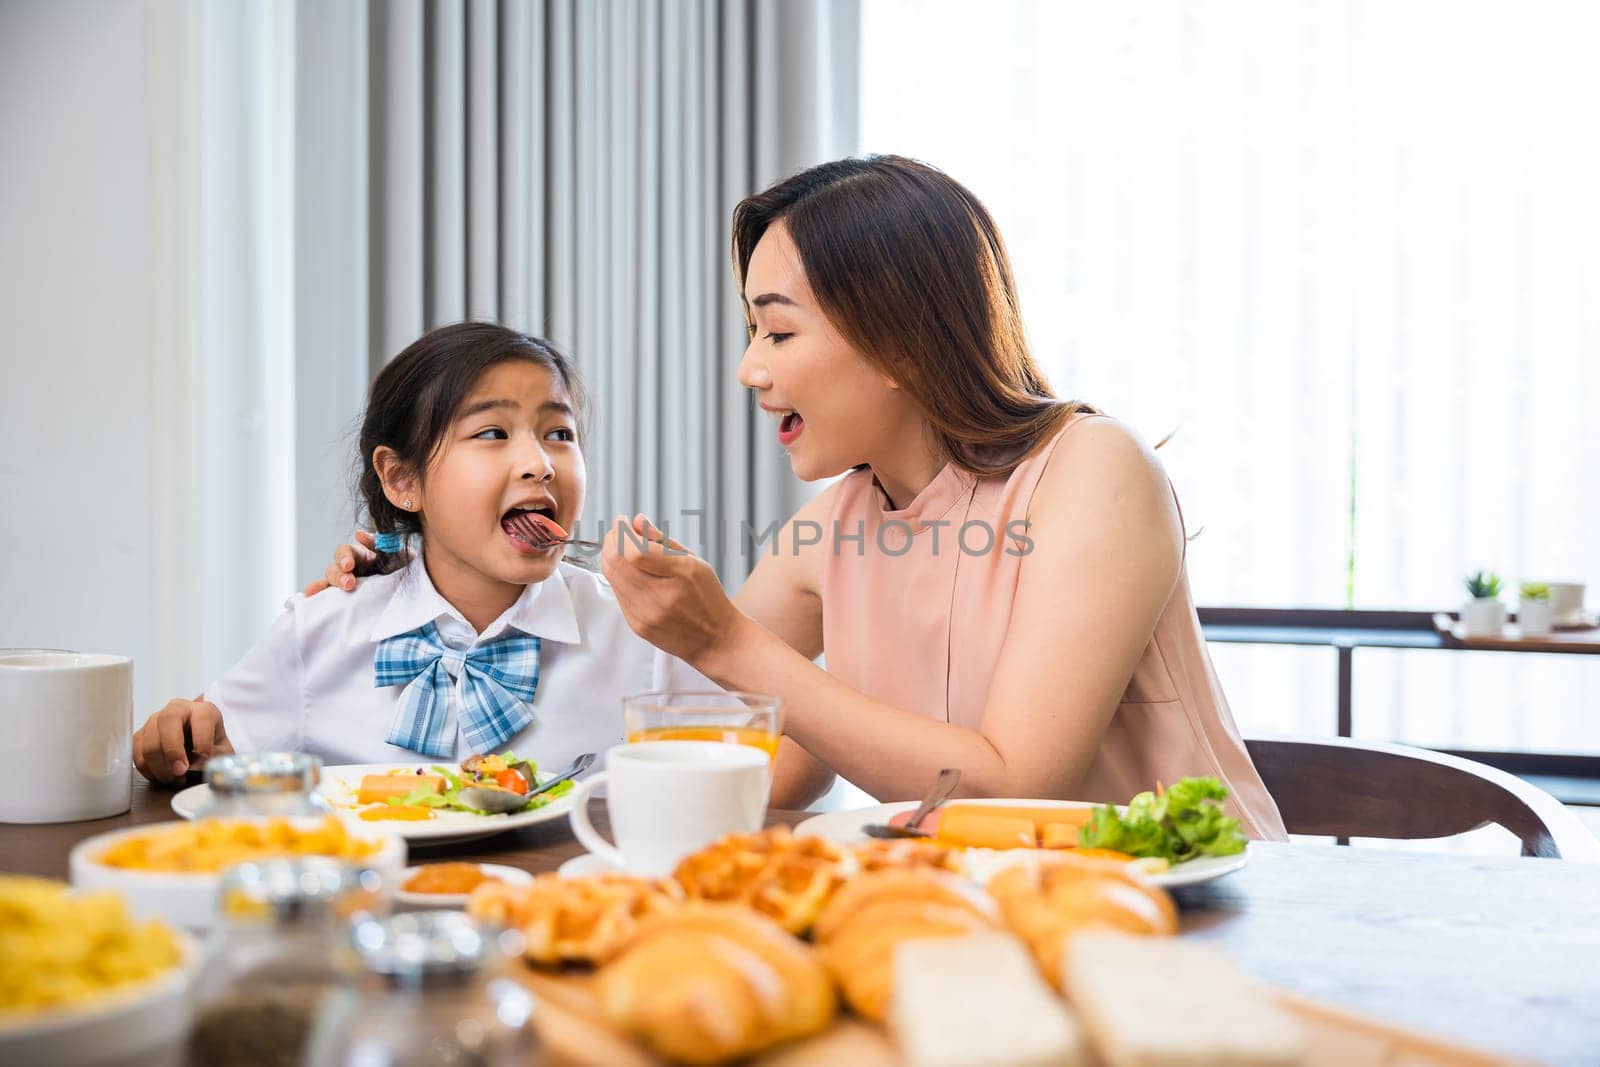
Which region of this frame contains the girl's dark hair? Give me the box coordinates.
[357,322,586,573]
[732,155,1095,477]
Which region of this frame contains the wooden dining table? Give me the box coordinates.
[7,777,1599,1065]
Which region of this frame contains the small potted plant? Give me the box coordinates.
[1461,570,1506,636]
[1518,582,1553,636]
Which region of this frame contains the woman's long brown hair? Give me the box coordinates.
[732,156,1093,478]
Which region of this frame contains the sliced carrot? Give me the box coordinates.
[1070,847,1136,862]
[528,513,568,540]
[358,804,434,821]
[935,810,1039,850]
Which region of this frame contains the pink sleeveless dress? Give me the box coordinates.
[820,416,1287,840]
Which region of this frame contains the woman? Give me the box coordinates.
[323,157,1285,838]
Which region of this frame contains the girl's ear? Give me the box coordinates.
[373,447,420,510]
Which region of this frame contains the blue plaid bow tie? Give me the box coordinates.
[374,622,541,758]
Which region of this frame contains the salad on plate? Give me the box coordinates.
[348,752,573,822]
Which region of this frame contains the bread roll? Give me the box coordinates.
[987,854,1177,986]
[595,902,836,1064]
[812,868,1001,1021]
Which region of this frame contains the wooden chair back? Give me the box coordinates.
[1244,735,1600,860]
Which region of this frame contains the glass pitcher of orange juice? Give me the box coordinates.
[623,691,782,760]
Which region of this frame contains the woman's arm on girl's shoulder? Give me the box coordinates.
[305,530,383,596]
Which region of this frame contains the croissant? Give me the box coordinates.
[465,872,682,966]
[672,827,852,935]
[811,868,1001,1021]
[595,902,837,1064]
[849,836,963,875]
[985,854,1178,987]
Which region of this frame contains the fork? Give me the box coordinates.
[506,512,603,553]
[862,768,962,839]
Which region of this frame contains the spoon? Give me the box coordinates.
[458,752,596,814]
[862,768,961,839]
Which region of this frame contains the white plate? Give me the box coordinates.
[0,930,203,1067]
[394,863,535,909]
[171,762,576,846]
[68,821,407,931]
[793,798,1250,890]
[557,852,626,878]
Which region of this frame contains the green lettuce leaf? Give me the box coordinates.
[1078,776,1247,863]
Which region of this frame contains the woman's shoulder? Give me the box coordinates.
[1029,412,1167,495]
[1026,413,1183,556]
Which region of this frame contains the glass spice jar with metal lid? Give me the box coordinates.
[195,751,335,819]
[306,910,542,1067]
[189,857,386,1067]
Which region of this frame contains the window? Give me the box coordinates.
[861,0,1600,610]
[861,0,1600,752]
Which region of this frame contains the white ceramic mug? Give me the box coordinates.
[567,741,769,875]
[0,651,134,823]
[1546,582,1586,625]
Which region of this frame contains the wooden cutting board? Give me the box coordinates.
[514,968,1527,1067]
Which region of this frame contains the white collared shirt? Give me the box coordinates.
[205,556,706,773]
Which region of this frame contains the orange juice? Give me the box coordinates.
[627,725,781,759]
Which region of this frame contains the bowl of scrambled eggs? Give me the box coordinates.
[69,816,406,930]
[0,876,204,1067]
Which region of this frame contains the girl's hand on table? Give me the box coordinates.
[600,514,748,670]
[133,698,234,784]
[304,530,385,596]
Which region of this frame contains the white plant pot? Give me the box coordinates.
[1518,599,1553,636]
[1462,598,1506,637]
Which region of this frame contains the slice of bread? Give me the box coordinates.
[1062,931,1306,1067]
[891,933,1090,1067]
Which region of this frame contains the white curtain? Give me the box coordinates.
[301,0,859,582]
[861,0,1600,753]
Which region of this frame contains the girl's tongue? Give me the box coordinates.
[778,411,805,444]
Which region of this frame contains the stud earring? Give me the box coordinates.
[403,499,413,510]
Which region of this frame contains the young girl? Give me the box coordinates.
[133,322,691,783]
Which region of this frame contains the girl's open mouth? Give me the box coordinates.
[778,410,805,446]
[502,506,561,554]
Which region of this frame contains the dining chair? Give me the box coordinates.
[1244,735,1600,860]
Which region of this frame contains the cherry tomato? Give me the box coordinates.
[494,768,529,794]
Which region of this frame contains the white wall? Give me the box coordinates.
[0,0,160,712]
[1,1,313,724]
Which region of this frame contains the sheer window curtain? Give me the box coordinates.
[311,0,859,582]
[861,0,1600,752]
[148,0,859,701]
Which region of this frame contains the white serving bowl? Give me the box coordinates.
[0,930,203,1067]
[394,862,535,910]
[69,821,407,931]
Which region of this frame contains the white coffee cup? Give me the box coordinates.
[567,741,769,875]
[1547,582,1586,625]
[0,651,134,823]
